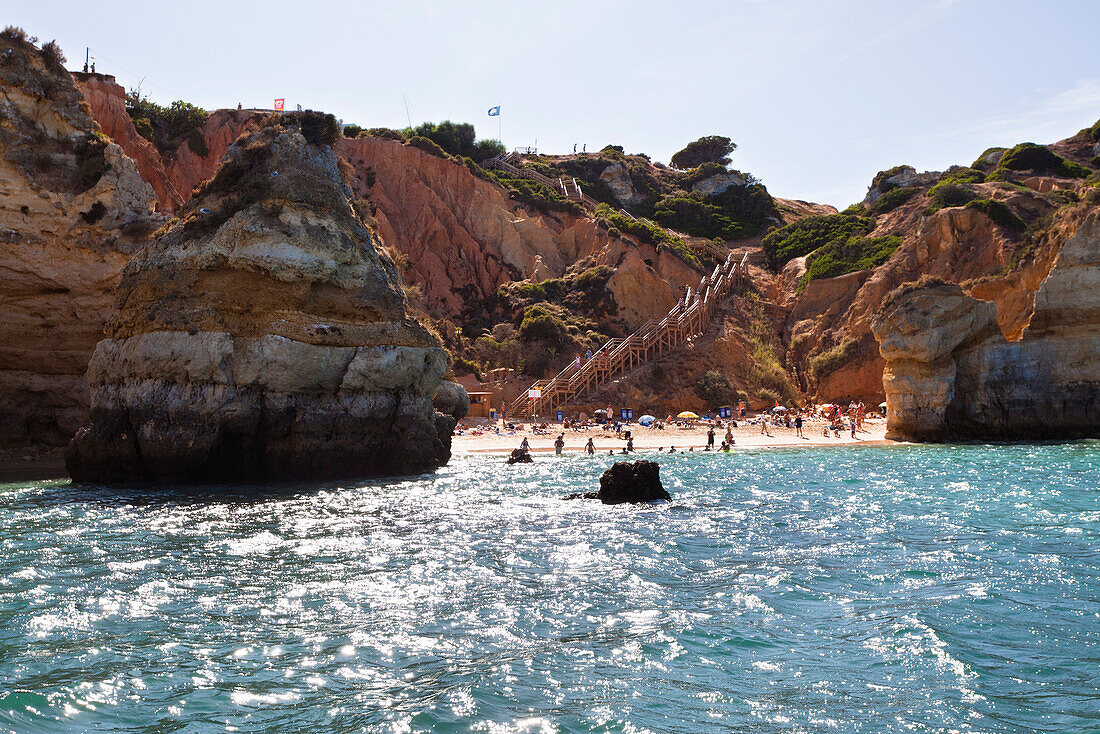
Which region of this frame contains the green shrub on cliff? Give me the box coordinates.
[808,338,856,384]
[697,370,734,409]
[670,135,737,170]
[965,199,1024,230]
[406,135,449,158]
[519,304,569,343]
[870,186,919,214]
[991,142,1091,179]
[761,213,872,270]
[361,127,406,142]
[403,120,504,160]
[125,90,209,158]
[938,166,986,185]
[924,181,979,213]
[594,204,699,266]
[187,128,209,157]
[797,234,901,292]
[74,130,110,191]
[869,165,912,193]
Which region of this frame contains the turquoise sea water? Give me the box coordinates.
[1,443,1098,733]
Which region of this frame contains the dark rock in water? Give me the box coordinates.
[507,448,533,464]
[564,460,670,504]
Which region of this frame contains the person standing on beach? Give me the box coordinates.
[725,425,734,446]
[585,438,595,455]
[707,426,715,448]
[795,413,804,438]
[850,416,857,438]
[554,434,564,455]
[760,416,771,437]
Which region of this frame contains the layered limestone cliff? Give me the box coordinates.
[870,211,1099,440]
[67,116,455,481]
[0,35,157,449]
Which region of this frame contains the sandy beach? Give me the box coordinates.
[454,416,890,455]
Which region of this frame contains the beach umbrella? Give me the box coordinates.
[638,414,656,425]
[677,411,700,419]
[879,402,887,409]
[773,406,788,412]
[593,409,608,415]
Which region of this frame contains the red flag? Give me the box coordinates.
[274,98,285,111]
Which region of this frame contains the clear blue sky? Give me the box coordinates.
[12,0,1099,207]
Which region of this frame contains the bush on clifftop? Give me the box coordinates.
[404,120,504,160]
[670,135,737,170]
[125,89,209,158]
[991,142,1091,179]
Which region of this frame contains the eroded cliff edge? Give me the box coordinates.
[67,114,455,482]
[870,211,1099,440]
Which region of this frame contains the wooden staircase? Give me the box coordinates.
[508,251,751,418]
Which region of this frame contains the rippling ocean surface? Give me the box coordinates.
[1,443,1098,733]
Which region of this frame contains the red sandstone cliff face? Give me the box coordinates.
[75,73,259,211]
[74,73,184,210]
[337,137,700,328]
[165,109,260,200]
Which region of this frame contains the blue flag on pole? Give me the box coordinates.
[487,105,501,116]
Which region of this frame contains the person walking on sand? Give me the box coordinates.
[707,426,715,448]
[850,416,857,439]
[554,433,564,455]
[795,412,804,438]
[585,437,595,455]
[760,417,771,437]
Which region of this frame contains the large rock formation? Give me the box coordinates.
[0,34,157,449]
[870,211,1099,440]
[67,114,455,482]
